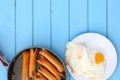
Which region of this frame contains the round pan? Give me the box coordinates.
[0,46,67,80]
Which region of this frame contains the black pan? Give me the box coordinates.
[0,46,67,80]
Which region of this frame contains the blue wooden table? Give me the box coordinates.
[0,0,120,80]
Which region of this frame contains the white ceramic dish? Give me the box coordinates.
[66,33,117,80]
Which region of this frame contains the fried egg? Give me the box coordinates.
[65,42,105,79]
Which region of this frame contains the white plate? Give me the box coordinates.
[66,33,117,80]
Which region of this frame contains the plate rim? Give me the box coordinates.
[66,32,118,80]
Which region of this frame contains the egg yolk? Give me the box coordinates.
[76,53,82,59]
[95,52,104,64]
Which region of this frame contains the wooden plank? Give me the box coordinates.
[0,0,15,61]
[0,63,7,80]
[70,0,87,80]
[70,0,87,40]
[16,0,32,53]
[51,0,69,62]
[51,0,69,80]
[108,0,120,79]
[89,0,106,36]
[33,0,50,49]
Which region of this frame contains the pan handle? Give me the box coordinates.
[0,51,9,69]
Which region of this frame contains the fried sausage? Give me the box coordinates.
[29,48,39,79]
[34,72,47,80]
[39,48,64,72]
[37,56,64,80]
[38,66,57,80]
[21,51,29,80]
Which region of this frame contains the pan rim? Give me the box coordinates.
[7,46,67,80]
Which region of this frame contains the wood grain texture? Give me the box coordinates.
[51,0,69,61]
[0,0,15,61]
[89,0,107,36]
[70,0,87,41]
[0,0,15,79]
[0,63,7,80]
[0,0,120,80]
[33,0,51,49]
[108,0,120,79]
[70,0,87,80]
[51,0,69,79]
[16,0,32,53]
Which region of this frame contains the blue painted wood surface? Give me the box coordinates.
[70,0,87,79]
[70,0,87,41]
[33,0,51,49]
[108,0,120,80]
[89,0,107,36]
[16,0,32,53]
[0,0,120,80]
[51,0,70,79]
[0,0,15,61]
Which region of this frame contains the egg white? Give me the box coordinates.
[65,42,105,79]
